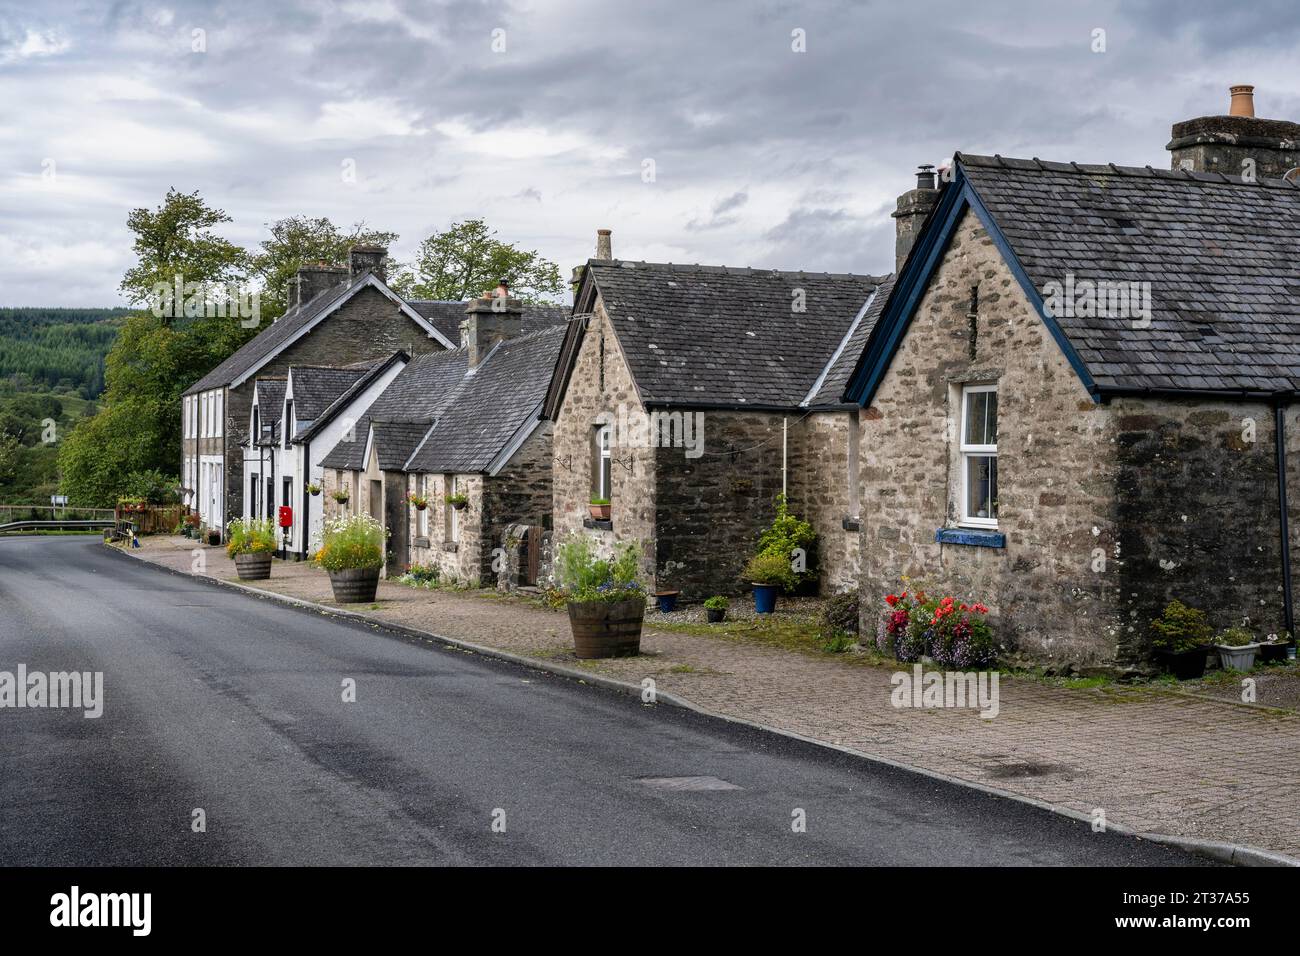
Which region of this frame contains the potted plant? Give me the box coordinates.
[1258,631,1292,664]
[207,527,221,546]
[555,537,645,658]
[445,492,469,511]
[744,552,793,615]
[306,482,322,497]
[654,589,680,613]
[330,488,350,506]
[1214,626,1262,671]
[315,513,385,603]
[226,517,277,580]
[407,491,429,512]
[1149,600,1212,679]
[704,595,729,623]
[588,497,611,520]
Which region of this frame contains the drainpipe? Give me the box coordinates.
[782,417,788,497]
[1276,399,1295,637]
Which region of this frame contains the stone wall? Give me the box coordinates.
[405,473,486,586]
[787,410,860,595]
[481,424,554,586]
[218,285,446,529]
[653,410,787,600]
[551,302,658,579]
[858,207,1294,670]
[858,208,1119,668]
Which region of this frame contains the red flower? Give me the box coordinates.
[885,594,899,607]
[974,603,989,613]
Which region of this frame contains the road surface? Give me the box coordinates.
[0,536,1210,866]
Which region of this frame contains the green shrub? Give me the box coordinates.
[399,562,440,587]
[822,591,859,635]
[1216,626,1256,647]
[703,595,729,611]
[315,514,385,571]
[755,494,816,587]
[744,551,794,589]
[554,536,643,603]
[226,518,277,557]
[1150,600,1213,652]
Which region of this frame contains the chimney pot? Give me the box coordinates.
[915,164,937,190]
[1230,84,1256,117]
[595,228,613,261]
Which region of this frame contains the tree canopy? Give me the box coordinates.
[390,219,564,303]
[249,217,398,320]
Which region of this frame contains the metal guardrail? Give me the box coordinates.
[0,519,119,534]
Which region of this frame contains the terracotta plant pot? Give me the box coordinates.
[329,566,380,603]
[234,552,272,581]
[1154,646,1208,680]
[588,503,611,520]
[567,598,645,658]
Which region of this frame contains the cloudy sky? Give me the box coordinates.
[2,0,1298,306]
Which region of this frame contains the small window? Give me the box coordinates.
[445,475,460,543]
[283,400,293,449]
[417,475,428,539]
[594,424,612,502]
[960,385,998,528]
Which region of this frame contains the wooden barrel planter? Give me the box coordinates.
[329,566,381,603]
[567,597,646,658]
[234,553,272,581]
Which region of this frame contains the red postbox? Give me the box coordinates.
[278,505,293,529]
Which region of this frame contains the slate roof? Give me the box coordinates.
[404,325,566,473]
[583,260,884,407]
[408,300,570,344]
[808,274,895,406]
[251,379,285,447]
[289,364,375,427]
[185,277,358,395]
[371,421,433,472]
[958,152,1300,394]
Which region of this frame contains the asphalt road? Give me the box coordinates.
[0,536,1210,866]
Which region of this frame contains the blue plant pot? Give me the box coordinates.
[655,591,679,613]
[753,584,778,615]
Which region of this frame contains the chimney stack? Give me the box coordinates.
[348,244,388,281]
[891,164,941,272]
[1167,85,1300,179]
[595,228,613,260]
[460,295,524,368]
[292,263,348,310]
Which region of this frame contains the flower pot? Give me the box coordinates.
[207,531,221,546]
[234,552,272,581]
[752,583,779,615]
[413,503,427,512]
[1258,640,1291,664]
[309,489,321,497]
[1215,642,1261,671]
[588,503,611,520]
[706,608,726,624]
[655,590,679,613]
[328,566,381,604]
[1154,646,1208,680]
[567,598,645,658]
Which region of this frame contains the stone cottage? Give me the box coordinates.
[542,232,888,599]
[181,245,454,538]
[843,87,1300,671]
[318,295,567,579]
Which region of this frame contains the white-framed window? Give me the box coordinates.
[594,424,611,501]
[445,474,459,543]
[183,396,190,438]
[418,475,428,539]
[959,384,998,528]
[214,390,223,438]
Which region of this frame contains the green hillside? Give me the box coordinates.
[0,307,127,398]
